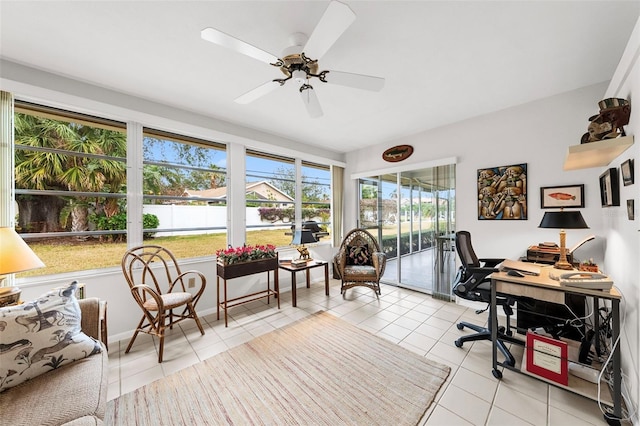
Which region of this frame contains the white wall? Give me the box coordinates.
[345,83,608,263]
[602,15,640,421]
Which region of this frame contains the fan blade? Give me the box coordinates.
[201,27,280,65]
[300,86,323,118]
[324,70,385,91]
[235,81,281,104]
[303,1,356,60]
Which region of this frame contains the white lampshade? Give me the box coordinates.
[0,227,45,275]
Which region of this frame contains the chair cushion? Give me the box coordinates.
[142,292,192,311]
[346,244,371,266]
[343,265,378,278]
[0,344,107,425]
[0,282,102,392]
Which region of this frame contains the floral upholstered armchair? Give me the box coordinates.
[333,228,386,296]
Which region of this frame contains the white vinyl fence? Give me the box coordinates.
[143,205,292,236]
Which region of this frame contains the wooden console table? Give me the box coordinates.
[216,256,279,327]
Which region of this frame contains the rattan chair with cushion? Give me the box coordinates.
[334,228,386,296]
[121,245,206,362]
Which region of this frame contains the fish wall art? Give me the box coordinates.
[540,184,585,209]
[477,163,527,220]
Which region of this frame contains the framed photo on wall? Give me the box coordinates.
[621,159,634,186]
[599,168,620,207]
[477,163,527,220]
[540,184,584,209]
[628,200,635,220]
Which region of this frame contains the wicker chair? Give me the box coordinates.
[121,245,206,362]
[334,228,386,296]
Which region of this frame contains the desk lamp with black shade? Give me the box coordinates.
[538,210,589,270]
[0,227,46,306]
[290,229,317,265]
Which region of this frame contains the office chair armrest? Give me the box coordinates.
[466,265,500,276]
[479,258,504,268]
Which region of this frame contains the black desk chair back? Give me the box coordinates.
[453,231,515,366]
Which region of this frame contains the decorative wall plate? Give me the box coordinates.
[382,145,413,162]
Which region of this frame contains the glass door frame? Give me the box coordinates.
[351,157,457,294]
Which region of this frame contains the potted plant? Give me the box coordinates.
[216,244,278,279]
[579,258,599,273]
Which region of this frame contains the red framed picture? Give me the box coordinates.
[525,332,569,385]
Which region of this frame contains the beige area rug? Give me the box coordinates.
[106,311,450,425]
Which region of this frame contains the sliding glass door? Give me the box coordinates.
[357,164,456,295]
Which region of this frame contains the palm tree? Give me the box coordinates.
[14,113,126,234]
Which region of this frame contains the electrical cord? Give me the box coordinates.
[595,289,637,423]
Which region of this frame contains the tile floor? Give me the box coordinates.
[107,279,617,425]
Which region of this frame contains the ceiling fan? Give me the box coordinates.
[200,1,385,118]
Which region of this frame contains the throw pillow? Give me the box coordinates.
[346,244,371,266]
[0,281,102,392]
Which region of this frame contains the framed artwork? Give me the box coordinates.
[540,184,584,209]
[621,159,634,186]
[477,163,527,220]
[628,200,635,220]
[599,168,620,207]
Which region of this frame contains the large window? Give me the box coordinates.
[245,150,296,247]
[142,129,228,259]
[301,161,331,242]
[244,152,332,247]
[11,101,333,277]
[14,102,127,276]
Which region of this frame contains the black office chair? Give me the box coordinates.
[452,230,516,367]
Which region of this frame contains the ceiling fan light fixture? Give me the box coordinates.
[201,1,384,118]
[292,70,307,83]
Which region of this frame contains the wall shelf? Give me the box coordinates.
[563,135,634,170]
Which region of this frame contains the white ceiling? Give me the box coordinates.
[1,1,639,154]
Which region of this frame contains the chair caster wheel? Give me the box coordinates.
[492,369,502,379]
[455,340,463,348]
[456,323,464,330]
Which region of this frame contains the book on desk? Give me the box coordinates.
[501,259,541,276]
[525,235,595,264]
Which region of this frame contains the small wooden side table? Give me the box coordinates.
[278,260,329,307]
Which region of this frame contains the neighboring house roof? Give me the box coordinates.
[184,181,293,202]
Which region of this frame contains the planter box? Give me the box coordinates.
[216,255,280,327]
[216,256,279,280]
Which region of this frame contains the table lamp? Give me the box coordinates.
[290,229,317,261]
[538,210,589,270]
[0,227,45,305]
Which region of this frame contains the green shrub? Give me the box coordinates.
[91,212,159,241]
[142,213,160,239]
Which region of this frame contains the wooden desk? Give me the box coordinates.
[278,260,329,307]
[490,267,622,422]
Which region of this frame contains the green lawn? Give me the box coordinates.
[22,229,298,277]
[21,223,443,278]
